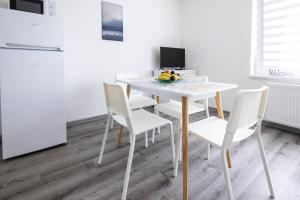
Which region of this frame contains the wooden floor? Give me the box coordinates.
[1,110,300,200]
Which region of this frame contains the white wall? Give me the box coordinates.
[181,0,298,111]
[55,0,181,121]
[5,0,298,119]
[0,0,181,122]
[0,0,8,9]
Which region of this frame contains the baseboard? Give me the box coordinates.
[67,114,107,128]
[209,107,300,134]
[263,121,300,134]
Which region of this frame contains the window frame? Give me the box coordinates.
[250,0,300,80]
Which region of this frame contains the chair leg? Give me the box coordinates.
[256,131,275,198]
[168,122,176,177]
[178,119,182,162]
[155,109,161,135]
[152,128,155,143]
[98,115,112,165]
[121,136,136,200]
[179,131,182,162]
[221,150,234,200]
[145,131,148,148]
[205,98,210,118]
[206,107,210,118]
[152,106,157,143]
[110,118,114,129]
[206,144,210,160]
[175,127,181,177]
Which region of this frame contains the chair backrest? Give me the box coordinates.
[115,72,152,95]
[103,82,133,131]
[223,86,269,147]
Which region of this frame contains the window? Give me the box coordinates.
[251,0,300,79]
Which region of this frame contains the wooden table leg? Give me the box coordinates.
[126,84,131,97]
[182,96,189,200]
[226,150,232,168]
[155,96,160,104]
[215,91,232,168]
[215,91,224,119]
[118,84,131,145]
[118,125,123,145]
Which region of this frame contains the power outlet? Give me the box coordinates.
[44,0,56,16]
[48,0,56,16]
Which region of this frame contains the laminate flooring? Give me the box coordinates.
[0,109,300,200]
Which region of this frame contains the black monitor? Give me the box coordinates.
[160,47,185,70]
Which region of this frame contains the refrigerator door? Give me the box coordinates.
[0,8,63,50]
[0,49,66,159]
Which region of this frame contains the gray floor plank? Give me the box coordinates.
[0,110,300,200]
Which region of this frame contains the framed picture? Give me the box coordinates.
[101,1,123,42]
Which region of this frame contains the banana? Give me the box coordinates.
[171,74,181,80]
[158,75,170,80]
[160,74,171,78]
[175,75,181,80]
[157,72,181,81]
[160,73,171,78]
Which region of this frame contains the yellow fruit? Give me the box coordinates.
[176,75,181,80]
[158,75,170,80]
[161,73,171,78]
[159,74,171,79]
[172,74,181,80]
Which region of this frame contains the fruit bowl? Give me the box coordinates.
[156,70,182,83]
[156,79,181,84]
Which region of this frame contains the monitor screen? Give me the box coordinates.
[160,47,185,69]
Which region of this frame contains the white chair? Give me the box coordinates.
[187,86,275,200]
[154,76,211,167]
[115,72,157,110]
[111,73,159,146]
[112,72,158,131]
[98,82,176,200]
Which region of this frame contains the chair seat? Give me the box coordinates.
[113,109,171,134]
[129,94,157,109]
[156,100,206,119]
[189,117,255,147]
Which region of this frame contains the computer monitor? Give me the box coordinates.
[160,47,185,70]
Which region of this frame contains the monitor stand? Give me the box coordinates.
[159,67,184,70]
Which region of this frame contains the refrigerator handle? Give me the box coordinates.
[4,43,63,51]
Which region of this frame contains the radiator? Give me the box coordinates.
[265,82,300,129]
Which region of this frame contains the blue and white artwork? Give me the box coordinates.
[101,1,123,42]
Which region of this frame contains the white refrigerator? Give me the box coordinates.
[0,8,66,159]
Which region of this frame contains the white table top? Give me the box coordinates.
[125,79,238,101]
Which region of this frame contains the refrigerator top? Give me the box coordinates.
[0,8,64,51]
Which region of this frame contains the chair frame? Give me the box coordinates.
[98,82,176,200]
[189,86,275,200]
[111,72,158,147]
[223,87,274,199]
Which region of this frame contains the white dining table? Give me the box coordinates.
[117,77,238,200]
